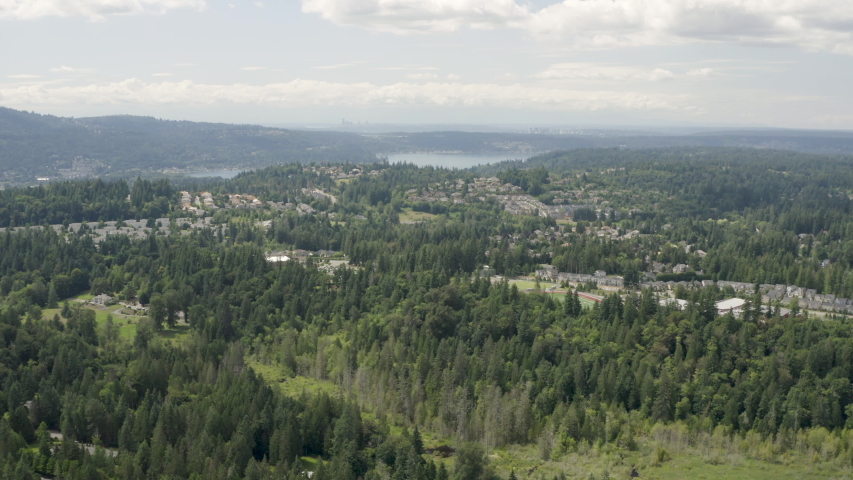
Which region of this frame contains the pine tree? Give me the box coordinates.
[573,290,582,316]
[653,370,676,423]
[436,463,449,480]
[47,282,59,309]
[412,425,424,455]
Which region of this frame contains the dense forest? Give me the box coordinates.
[5,148,853,478]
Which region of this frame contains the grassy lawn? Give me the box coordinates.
[507,279,559,291]
[505,278,598,307]
[89,304,141,339]
[43,301,165,341]
[399,209,438,223]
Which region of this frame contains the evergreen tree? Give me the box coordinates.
[47,282,59,309]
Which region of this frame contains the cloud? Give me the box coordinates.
[406,73,439,80]
[151,73,173,77]
[0,0,206,20]
[301,0,853,54]
[301,0,529,34]
[377,66,439,71]
[7,74,41,79]
[686,68,714,77]
[50,66,92,73]
[648,68,675,82]
[446,73,460,80]
[253,1,264,7]
[313,62,363,70]
[534,63,679,82]
[0,78,694,113]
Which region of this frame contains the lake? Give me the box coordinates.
[187,169,248,179]
[386,152,536,169]
[183,152,536,178]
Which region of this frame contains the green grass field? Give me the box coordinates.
[399,209,438,223]
[41,301,196,341]
[488,441,852,480]
[47,304,140,339]
[505,278,598,307]
[546,292,597,308]
[249,361,345,398]
[507,279,559,291]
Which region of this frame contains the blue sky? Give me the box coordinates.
[1,0,852,129]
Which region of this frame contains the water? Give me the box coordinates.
[183,152,537,177]
[387,152,536,169]
[186,169,248,179]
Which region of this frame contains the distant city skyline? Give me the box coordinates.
[2,0,852,129]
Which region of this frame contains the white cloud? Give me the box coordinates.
[0,78,694,113]
[253,1,264,7]
[648,68,675,82]
[313,62,363,70]
[0,0,206,20]
[301,0,529,34]
[534,63,678,82]
[377,66,439,71]
[446,73,460,80]
[301,0,853,54]
[686,68,714,77]
[50,66,92,73]
[151,73,173,77]
[406,73,439,80]
[7,74,41,79]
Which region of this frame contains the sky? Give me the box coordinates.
[1,0,852,129]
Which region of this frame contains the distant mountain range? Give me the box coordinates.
[1,106,852,185]
[0,107,382,185]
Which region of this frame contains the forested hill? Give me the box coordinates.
[0,107,382,184]
[5,106,853,186]
[379,130,853,157]
[480,146,853,174]
[8,156,853,478]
